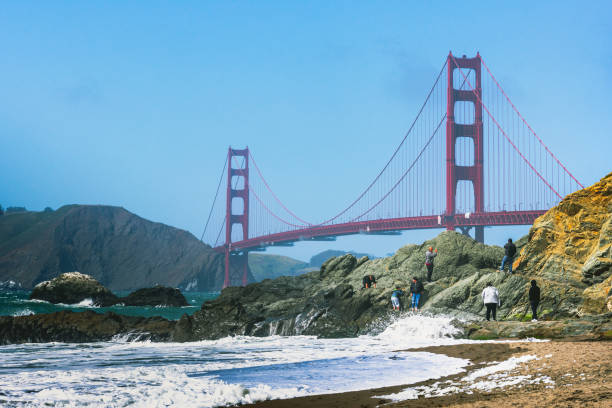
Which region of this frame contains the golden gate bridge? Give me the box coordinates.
[201,52,583,287]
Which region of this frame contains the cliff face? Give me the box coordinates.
[0,205,253,291]
[515,172,612,315]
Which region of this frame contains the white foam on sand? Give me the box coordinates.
[376,354,555,402]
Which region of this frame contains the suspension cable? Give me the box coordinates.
[249,151,313,225]
[315,59,449,226]
[450,54,562,200]
[200,155,228,242]
[480,56,583,189]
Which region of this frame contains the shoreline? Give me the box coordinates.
[244,340,611,408]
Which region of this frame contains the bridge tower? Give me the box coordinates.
[445,52,485,242]
[224,147,250,287]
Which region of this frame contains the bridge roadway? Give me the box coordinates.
[215,210,546,254]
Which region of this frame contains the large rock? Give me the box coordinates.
[515,172,612,316]
[0,310,176,344]
[173,231,518,340]
[29,272,119,306]
[122,286,189,307]
[462,312,612,340]
[29,272,190,307]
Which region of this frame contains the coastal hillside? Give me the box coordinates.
[250,250,376,282]
[248,253,310,281]
[174,172,612,340]
[516,171,612,315]
[0,205,254,291]
[308,250,375,268]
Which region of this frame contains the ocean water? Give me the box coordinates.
[0,289,218,321]
[0,307,477,408]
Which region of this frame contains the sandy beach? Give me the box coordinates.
[245,341,611,408]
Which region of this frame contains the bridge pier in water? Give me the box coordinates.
[224,249,249,288]
[457,225,485,243]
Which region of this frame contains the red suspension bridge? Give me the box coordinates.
[201,52,583,287]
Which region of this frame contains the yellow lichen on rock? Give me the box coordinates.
[516,172,612,315]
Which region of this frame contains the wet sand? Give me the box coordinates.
[244,341,611,408]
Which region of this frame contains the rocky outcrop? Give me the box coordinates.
[174,173,612,340]
[515,172,612,316]
[0,205,254,291]
[29,272,119,306]
[0,310,176,344]
[29,272,189,307]
[462,312,612,340]
[173,232,514,340]
[121,286,189,307]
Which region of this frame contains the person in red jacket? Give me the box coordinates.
[425,246,438,282]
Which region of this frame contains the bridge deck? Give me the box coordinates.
[215,210,546,253]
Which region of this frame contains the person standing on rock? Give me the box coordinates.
[409,277,424,312]
[481,282,501,321]
[529,280,540,322]
[391,286,405,311]
[500,238,517,273]
[425,246,438,282]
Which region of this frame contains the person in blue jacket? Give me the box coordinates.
[410,277,424,312]
[391,286,404,311]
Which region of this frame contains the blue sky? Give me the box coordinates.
[2,1,611,261]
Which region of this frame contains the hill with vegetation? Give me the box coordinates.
[0,205,254,291]
[248,253,310,281]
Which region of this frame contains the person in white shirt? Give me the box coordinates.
[481,282,500,321]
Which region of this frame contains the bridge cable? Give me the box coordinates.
[230,155,307,229]
[351,113,446,221]
[314,59,449,226]
[200,155,228,242]
[450,54,563,200]
[248,151,313,226]
[480,57,584,189]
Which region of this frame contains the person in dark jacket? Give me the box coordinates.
[529,280,540,321]
[409,277,424,312]
[499,238,517,273]
[362,275,377,289]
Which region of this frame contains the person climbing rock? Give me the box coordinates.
[500,238,517,273]
[391,286,404,311]
[481,282,500,321]
[529,280,540,321]
[409,277,424,312]
[425,246,438,282]
[362,275,376,289]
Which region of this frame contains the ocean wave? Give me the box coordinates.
[12,308,34,317]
